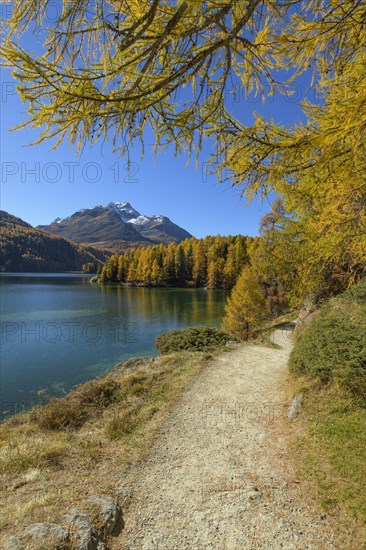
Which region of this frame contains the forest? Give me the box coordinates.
[99,235,249,288]
[99,232,288,331]
[0,211,109,273]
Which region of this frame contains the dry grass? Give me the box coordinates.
[284,281,366,546]
[0,351,213,544]
[285,374,366,548]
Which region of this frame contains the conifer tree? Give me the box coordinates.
[151,259,162,286]
[222,244,236,289]
[233,236,248,276]
[127,261,139,284]
[174,246,187,285]
[163,244,177,286]
[192,240,207,287]
[222,267,267,340]
[207,259,225,289]
[2,0,365,301]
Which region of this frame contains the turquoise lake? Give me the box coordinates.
[0,274,228,418]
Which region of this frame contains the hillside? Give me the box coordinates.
[0,211,111,272]
[38,201,192,252]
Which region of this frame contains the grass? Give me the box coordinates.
[287,378,366,547]
[286,280,366,547]
[0,351,215,543]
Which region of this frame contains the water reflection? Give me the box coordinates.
[0,276,228,416]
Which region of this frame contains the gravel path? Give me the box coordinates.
[115,330,337,549]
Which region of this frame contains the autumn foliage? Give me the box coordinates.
[99,235,250,289]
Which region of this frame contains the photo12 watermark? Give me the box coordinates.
[1,321,140,344]
[201,399,287,426]
[1,160,139,184]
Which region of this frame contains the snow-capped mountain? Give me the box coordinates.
[37,202,192,252]
[107,201,142,223]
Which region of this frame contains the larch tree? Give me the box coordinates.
[221,265,267,340]
[1,0,365,302]
[222,243,236,289]
[192,240,207,287]
[2,0,362,162]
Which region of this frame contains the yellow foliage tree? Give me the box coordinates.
[1,1,365,301]
[221,267,267,340]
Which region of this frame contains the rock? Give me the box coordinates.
[3,537,23,550]
[225,340,240,347]
[24,523,68,540]
[248,490,262,500]
[4,523,68,550]
[65,507,92,530]
[296,293,317,328]
[117,485,134,499]
[287,394,303,419]
[65,507,103,550]
[88,495,123,535]
[64,498,122,549]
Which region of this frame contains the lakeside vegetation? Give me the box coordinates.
[156,326,237,354]
[288,280,366,544]
[0,338,233,545]
[99,235,250,289]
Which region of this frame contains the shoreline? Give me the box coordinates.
[0,347,222,547]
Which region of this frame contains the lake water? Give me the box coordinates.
[0,274,228,418]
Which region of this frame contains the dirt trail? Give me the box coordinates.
[115,330,336,549]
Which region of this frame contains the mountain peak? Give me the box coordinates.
[36,201,192,251]
[107,201,141,223]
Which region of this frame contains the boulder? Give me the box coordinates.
[87,496,123,535]
[65,507,104,550]
[4,523,68,550]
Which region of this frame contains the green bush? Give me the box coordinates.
[155,327,236,354]
[289,280,366,403]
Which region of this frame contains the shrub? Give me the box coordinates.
[31,379,120,430]
[289,280,366,403]
[155,327,236,354]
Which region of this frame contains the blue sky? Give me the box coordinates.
[0,15,314,239]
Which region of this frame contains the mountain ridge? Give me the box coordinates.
[0,210,111,273]
[37,201,192,252]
